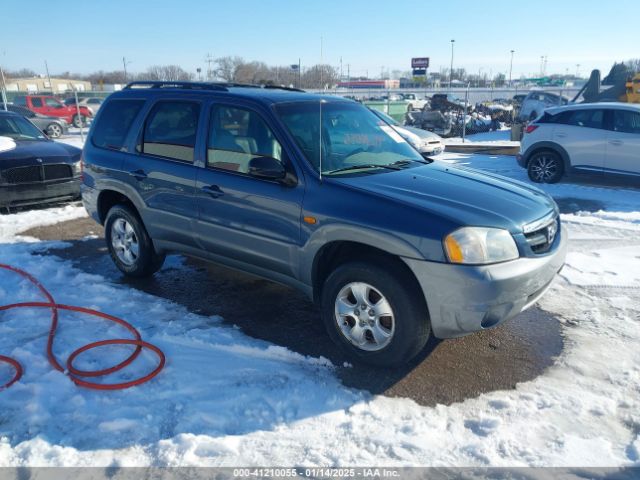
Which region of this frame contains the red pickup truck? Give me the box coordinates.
[13,95,93,128]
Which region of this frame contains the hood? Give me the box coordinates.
[334,162,556,233]
[0,140,81,168]
[396,125,441,142]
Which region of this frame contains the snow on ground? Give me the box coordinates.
[444,129,519,146]
[0,151,639,468]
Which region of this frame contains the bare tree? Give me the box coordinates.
[139,65,194,82]
[215,56,245,82]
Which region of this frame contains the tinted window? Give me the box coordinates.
[0,115,46,140]
[30,98,43,108]
[612,110,640,134]
[142,101,200,162]
[207,105,283,174]
[45,98,61,107]
[560,109,604,129]
[13,97,27,106]
[92,99,145,150]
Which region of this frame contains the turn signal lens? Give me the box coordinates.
[444,235,464,263]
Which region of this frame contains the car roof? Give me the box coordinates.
[108,81,351,107]
[546,102,640,114]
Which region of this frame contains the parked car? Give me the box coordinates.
[370,108,445,155]
[5,104,69,138]
[64,96,105,115]
[518,102,640,183]
[517,91,568,122]
[401,93,430,111]
[13,95,93,127]
[82,81,566,366]
[0,111,81,211]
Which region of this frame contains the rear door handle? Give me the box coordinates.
[609,140,624,146]
[129,169,147,181]
[201,184,225,198]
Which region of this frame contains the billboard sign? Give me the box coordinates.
[411,57,430,68]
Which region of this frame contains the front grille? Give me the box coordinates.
[44,164,72,180]
[2,164,73,184]
[4,166,42,183]
[524,214,558,254]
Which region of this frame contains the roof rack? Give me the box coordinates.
[123,81,228,91]
[122,81,306,94]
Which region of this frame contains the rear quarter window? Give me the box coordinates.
[91,99,145,151]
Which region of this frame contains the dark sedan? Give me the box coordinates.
[0,111,81,212]
[5,104,69,138]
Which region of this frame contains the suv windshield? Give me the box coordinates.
[0,115,46,141]
[276,101,424,175]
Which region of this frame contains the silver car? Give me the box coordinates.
[370,108,445,156]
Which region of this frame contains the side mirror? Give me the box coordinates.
[248,156,286,181]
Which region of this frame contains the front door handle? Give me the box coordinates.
[201,184,225,198]
[129,169,147,181]
[609,140,623,146]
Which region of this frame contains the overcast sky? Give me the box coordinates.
[1,0,636,79]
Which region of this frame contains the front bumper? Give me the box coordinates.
[0,178,81,208]
[403,225,568,338]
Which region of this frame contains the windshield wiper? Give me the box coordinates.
[391,158,429,166]
[324,163,403,175]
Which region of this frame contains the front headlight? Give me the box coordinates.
[72,160,82,175]
[443,227,519,265]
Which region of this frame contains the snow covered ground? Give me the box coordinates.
[0,148,639,469]
[444,129,520,147]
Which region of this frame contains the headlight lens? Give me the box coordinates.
[72,160,82,175]
[444,227,519,264]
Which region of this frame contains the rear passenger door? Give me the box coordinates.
[605,108,640,177]
[194,102,304,277]
[552,108,607,173]
[121,99,203,247]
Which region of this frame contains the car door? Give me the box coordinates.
[194,101,304,277]
[605,108,640,177]
[552,108,607,173]
[120,99,202,247]
[43,97,65,117]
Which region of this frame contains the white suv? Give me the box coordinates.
[517,102,640,183]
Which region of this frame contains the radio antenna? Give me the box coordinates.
[319,99,323,181]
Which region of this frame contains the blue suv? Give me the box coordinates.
[82,81,567,366]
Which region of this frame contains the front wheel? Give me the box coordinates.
[105,204,165,277]
[321,261,430,367]
[527,151,564,183]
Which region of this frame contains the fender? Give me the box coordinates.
[299,223,429,286]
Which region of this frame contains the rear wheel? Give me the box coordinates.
[527,150,564,183]
[321,261,430,366]
[46,123,63,138]
[72,114,87,128]
[105,204,165,277]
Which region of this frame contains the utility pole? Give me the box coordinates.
[298,58,301,89]
[123,56,128,83]
[576,64,581,78]
[320,36,323,90]
[0,64,7,110]
[340,56,343,81]
[44,60,53,93]
[449,39,455,92]
[540,56,544,76]
[508,50,515,88]
[205,53,215,80]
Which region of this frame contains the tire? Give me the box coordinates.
[72,114,87,128]
[46,123,63,138]
[104,204,165,277]
[321,261,430,367]
[527,150,564,184]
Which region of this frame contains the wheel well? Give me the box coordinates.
[311,241,424,304]
[97,190,135,224]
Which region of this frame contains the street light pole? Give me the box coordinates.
[449,39,455,92]
[509,50,515,88]
[123,56,128,83]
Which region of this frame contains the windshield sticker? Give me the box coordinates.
[380,125,406,143]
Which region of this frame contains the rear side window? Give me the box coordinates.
[612,110,640,134]
[142,101,200,163]
[30,98,43,108]
[557,109,604,129]
[92,99,145,150]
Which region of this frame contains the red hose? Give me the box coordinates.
[0,264,165,391]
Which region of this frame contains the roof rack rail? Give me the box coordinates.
[123,81,228,92]
[262,85,306,93]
